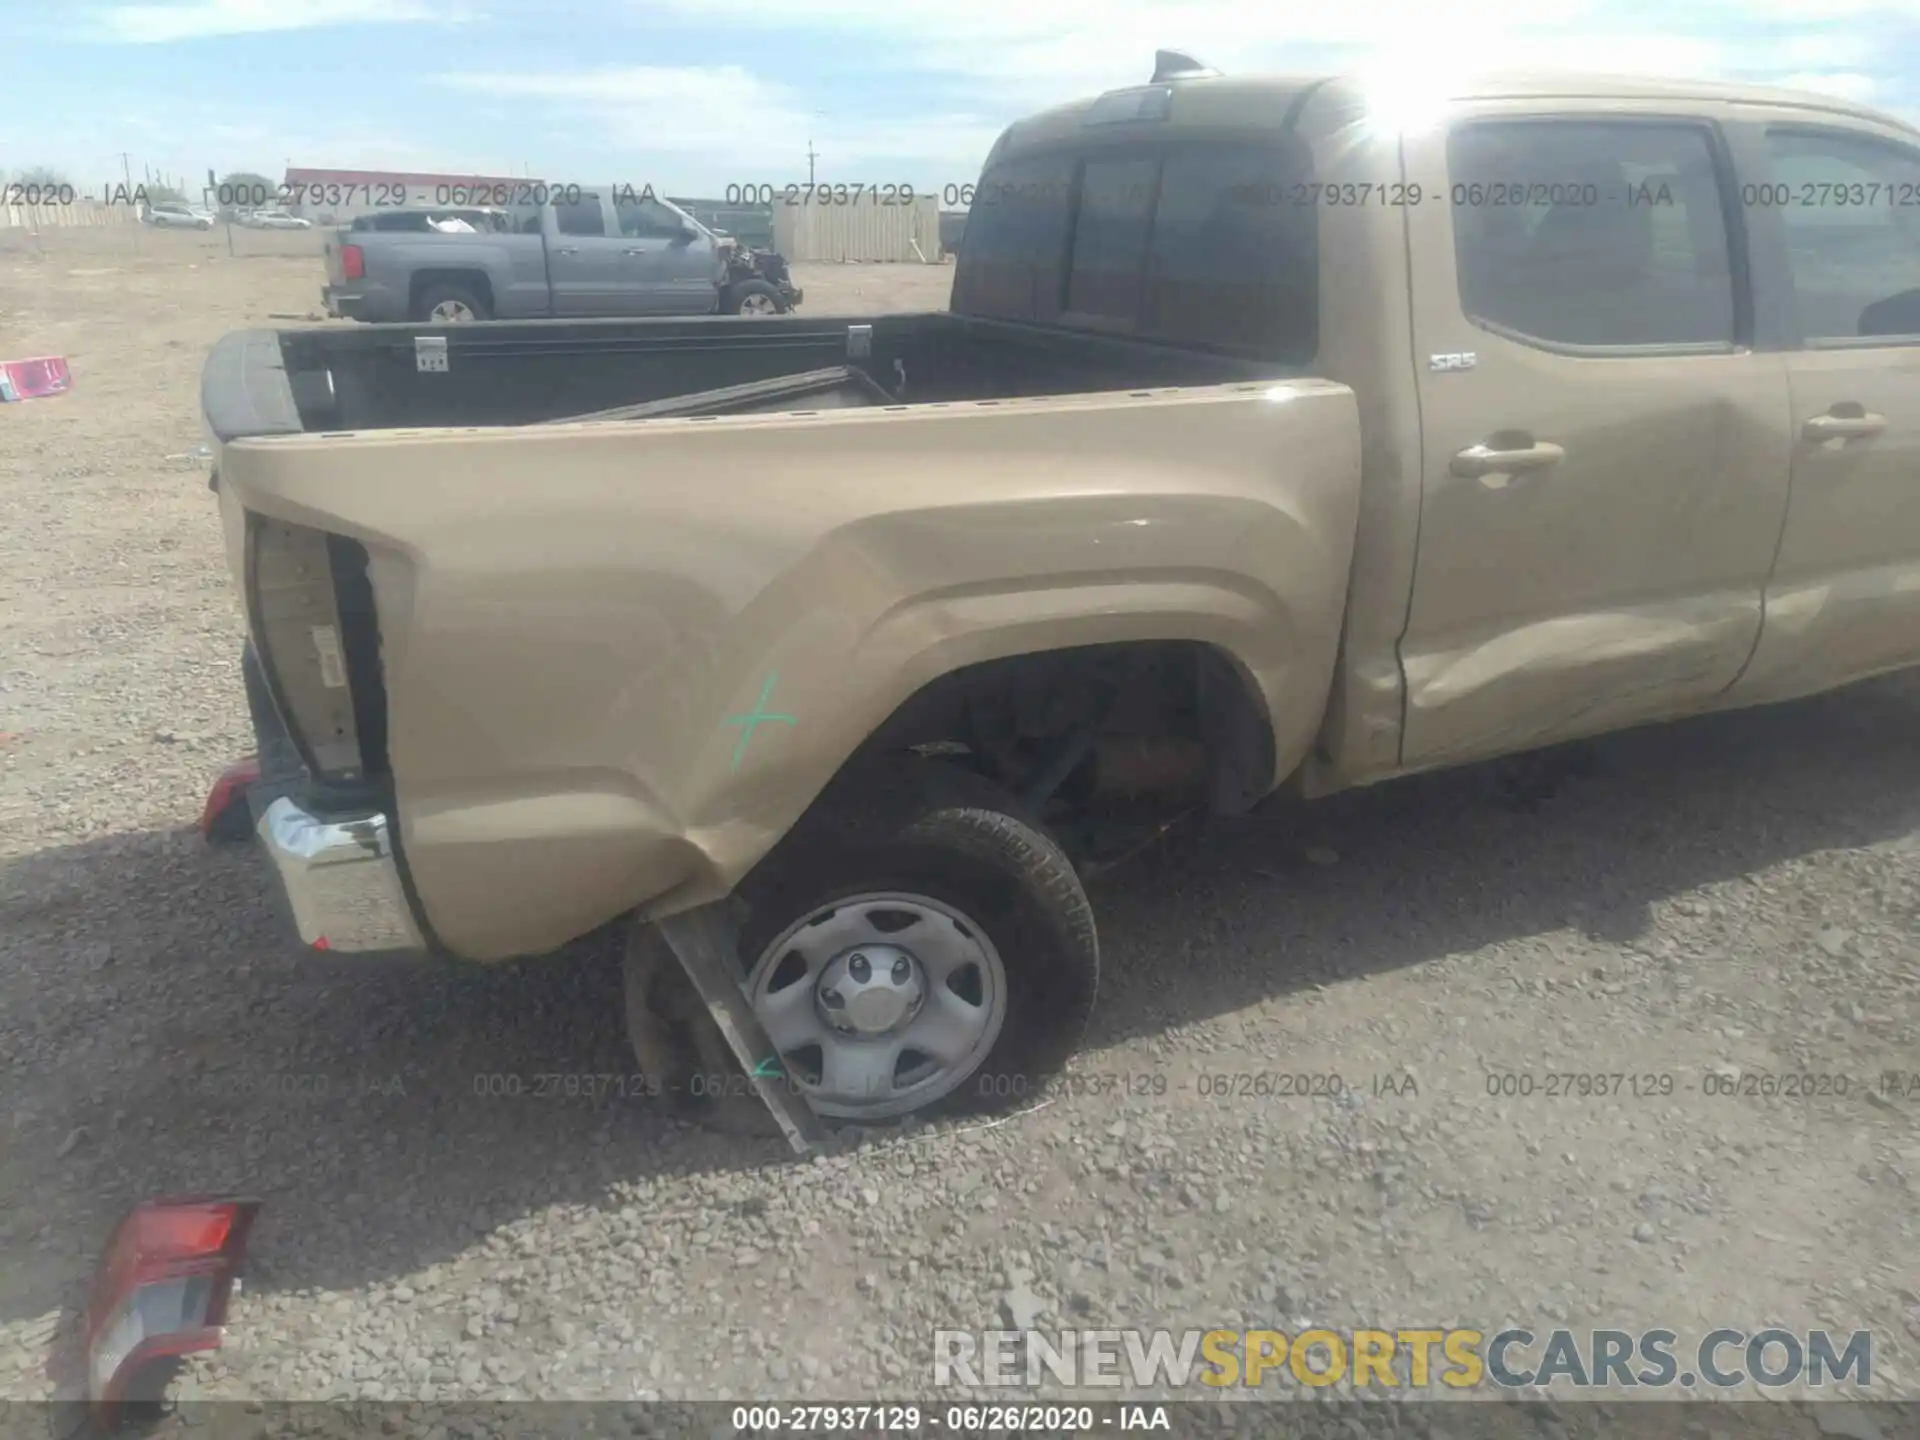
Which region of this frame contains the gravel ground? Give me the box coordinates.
[2,226,1918,1428]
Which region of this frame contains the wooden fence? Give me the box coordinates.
[0,201,139,229]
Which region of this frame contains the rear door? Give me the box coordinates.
[544,192,641,316]
[1722,116,1920,704]
[1395,105,1795,769]
[613,193,718,314]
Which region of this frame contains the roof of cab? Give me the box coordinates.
[990,68,1915,160]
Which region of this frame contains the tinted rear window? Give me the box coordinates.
[954,135,1318,361]
[953,155,1075,322]
[1065,154,1158,321]
[1144,142,1318,358]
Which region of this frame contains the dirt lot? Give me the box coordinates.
[1,224,1917,1427]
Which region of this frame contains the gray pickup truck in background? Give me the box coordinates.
[323,187,802,322]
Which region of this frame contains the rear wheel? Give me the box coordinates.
[724,280,785,315]
[624,764,1098,1130]
[414,283,488,323]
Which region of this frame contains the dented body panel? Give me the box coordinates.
[205,66,1920,964]
[217,382,1361,958]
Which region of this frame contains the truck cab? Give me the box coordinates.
[517,189,732,317]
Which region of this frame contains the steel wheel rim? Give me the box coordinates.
[430,300,475,322]
[739,292,777,315]
[747,891,1007,1119]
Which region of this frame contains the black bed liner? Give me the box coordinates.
[203,312,1288,441]
[545,364,898,424]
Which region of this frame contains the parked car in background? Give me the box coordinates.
[241,208,313,230]
[143,200,214,229]
[321,187,800,322]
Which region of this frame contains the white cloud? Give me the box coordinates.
[88,0,462,43]
[1775,71,1880,101]
[47,1,1920,188]
[1736,0,1920,14]
[642,0,1917,114]
[591,0,1572,120]
[433,65,1003,184]
[435,0,1920,188]
[1764,34,1879,70]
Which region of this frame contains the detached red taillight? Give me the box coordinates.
[340,243,365,280]
[200,755,261,842]
[77,1196,261,1412]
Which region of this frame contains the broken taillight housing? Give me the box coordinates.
[200,755,261,841]
[244,514,365,783]
[79,1197,261,1412]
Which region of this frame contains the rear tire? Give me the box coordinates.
[724,280,786,315]
[623,763,1098,1132]
[413,283,488,323]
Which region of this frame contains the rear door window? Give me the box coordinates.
[1447,120,1737,349]
[553,195,607,237]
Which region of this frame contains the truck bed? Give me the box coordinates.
[204,312,1286,439]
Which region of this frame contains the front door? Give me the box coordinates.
[1723,116,1920,705]
[614,194,720,314]
[1396,104,1794,769]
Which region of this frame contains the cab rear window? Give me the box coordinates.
[951,155,1075,324]
[954,135,1318,363]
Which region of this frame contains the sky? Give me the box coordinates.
[7,0,1920,199]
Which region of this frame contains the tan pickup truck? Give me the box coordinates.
[202,59,1920,1131]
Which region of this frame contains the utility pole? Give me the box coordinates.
[806,139,818,188]
[118,153,140,251]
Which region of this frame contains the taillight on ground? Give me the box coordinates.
[74,1197,261,1415]
[340,243,365,280]
[200,756,260,843]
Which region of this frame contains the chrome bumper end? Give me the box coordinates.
[256,796,424,954]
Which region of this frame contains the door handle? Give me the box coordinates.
[620,247,647,256]
[1803,409,1887,441]
[552,246,579,256]
[1451,437,1566,486]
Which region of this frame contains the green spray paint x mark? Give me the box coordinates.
[722,671,797,770]
[751,1056,784,1080]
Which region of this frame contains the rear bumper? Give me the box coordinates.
[240,641,426,955]
[257,798,423,953]
[321,285,366,320]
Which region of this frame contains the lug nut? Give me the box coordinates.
[848,953,870,981]
[891,957,912,984]
[822,988,845,1008]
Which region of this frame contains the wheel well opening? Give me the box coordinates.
[843,640,1276,823]
[409,269,493,312]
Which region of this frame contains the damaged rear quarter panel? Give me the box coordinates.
[219,379,1361,960]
